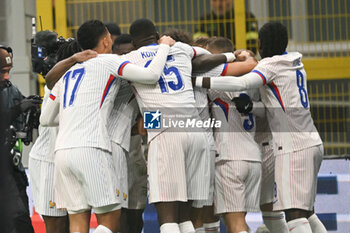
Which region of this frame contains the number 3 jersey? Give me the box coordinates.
[252,52,322,155]
[52,54,129,152]
[124,42,200,141]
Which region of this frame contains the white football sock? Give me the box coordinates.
[179,221,195,233]
[262,211,289,233]
[195,226,205,233]
[160,223,181,233]
[203,220,220,233]
[94,225,113,233]
[308,214,327,233]
[287,218,313,233]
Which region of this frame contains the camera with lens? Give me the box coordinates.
[31,30,74,76]
[20,98,41,145]
[5,95,41,149]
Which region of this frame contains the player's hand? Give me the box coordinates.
[158,36,176,46]
[19,95,42,112]
[234,49,255,61]
[232,93,253,114]
[72,50,98,63]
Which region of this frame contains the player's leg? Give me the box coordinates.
[202,150,220,233]
[68,210,91,233]
[179,201,195,233]
[111,142,130,232]
[29,157,70,233]
[155,202,181,233]
[274,145,324,233]
[88,147,123,233]
[259,143,288,233]
[94,206,122,232]
[184,132,211,233]
[121,135,147,233]
[202,206,220,233]
[222,212,249,233]
[260,203,288,233]
[42,215,69,233]
[307,211,327,233]
[148,133,189,233]
[121,208,145,233]
[120,208,129,233]
[191,149,220,233]
[54,149,93,232]
[190,206,203,231]
[215,160,260,233]
[57,148,121,232]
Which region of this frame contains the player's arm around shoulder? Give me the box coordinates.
[224,50,258,76]
[45,50,98,89]
[117,36,175,84]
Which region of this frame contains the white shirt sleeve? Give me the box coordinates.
[40,81,61,126]
[114,44,171,84]
[192,46,211,57]
[250,58,277,84]
[196,72,265,92]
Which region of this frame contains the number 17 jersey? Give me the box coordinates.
[53,54,129,152]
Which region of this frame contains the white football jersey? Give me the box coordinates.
[29,86,58,162]
[208,88,261,162]
[52,54,131,152]
[108,80,139,152]
[254,111,273,146]
[252,52,322,154]
[124,42,201,141]
[193,63,228,152]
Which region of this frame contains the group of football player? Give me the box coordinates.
[29,18,326,233]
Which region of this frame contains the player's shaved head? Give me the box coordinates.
[129,18,159,48]
[206,37,234,53]
[77,20,108,50]
[258,22,288,59]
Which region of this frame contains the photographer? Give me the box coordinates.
[0,45,41,233]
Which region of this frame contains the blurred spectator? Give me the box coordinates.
[194,0,258,53]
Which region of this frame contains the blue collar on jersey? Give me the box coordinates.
[146,43,158,46]
[282,51,288,55]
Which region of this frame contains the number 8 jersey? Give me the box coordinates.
[252,52,322,155]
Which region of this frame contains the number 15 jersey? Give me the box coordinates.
[124,42,200,141]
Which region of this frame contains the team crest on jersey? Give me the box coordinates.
[49,200,56,208]
[116,189,120,196]
[123,193,128,201]
[143,110,161,129]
